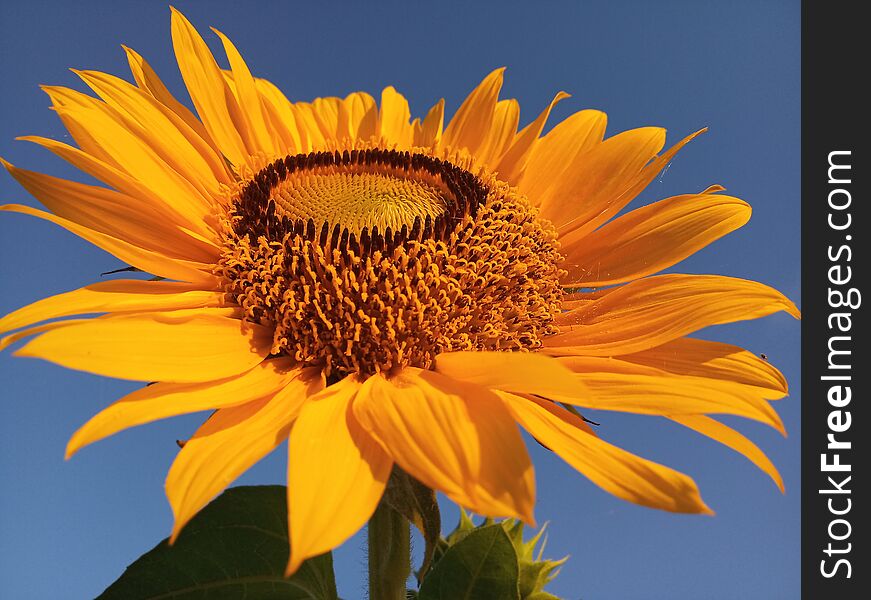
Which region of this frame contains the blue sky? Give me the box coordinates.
[0,1,800,598]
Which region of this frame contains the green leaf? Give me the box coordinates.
[98,485,338,600]
[418,524,520,600]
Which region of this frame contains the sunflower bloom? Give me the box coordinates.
[0,9,798,574]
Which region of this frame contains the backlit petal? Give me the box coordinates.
[545,274,800,356]
[619,337,788,399]
[562,193,752,287]
[557,129,706,247]
[170,7,250,169]
[286,376,391,574]
[0,204,217,285]
[379,86,413,148]
[538,126,666,230]
[166,369,322,540]
[0,279,226,336]
[418,99,445,148]
[519,109,607,203]
[354,368,535,523]
[434,350,588,403]
[442,68,505,155]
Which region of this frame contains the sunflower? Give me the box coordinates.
[0,8,798,575]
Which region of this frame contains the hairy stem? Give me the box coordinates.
[368,500,411,600]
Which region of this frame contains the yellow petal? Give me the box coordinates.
[286,376,391,575]
[476,99,520,168]
[255,78,303,153]
[74,69,231,195]
[418,99,445,148]
[669,415,784,492]
[545,274,800,356]
[434,351,588,403]
[212,28,277,157]
[379,86,413,148]
[553,362,785,433]
[619,337,788,399]
[562,193,752,287]
[123,44,225,165]
[0,204,217,285]
[40,85,120,167]
[66,357,299,458]
[1,319,89,352]
[16,135,212,234]
[0,279,226,336]
[494,91,570,183]
[538,126,666,230]
[170,7,250,169]
[311,97,341,141]
[354,368,535,523]
[45,94,215,232]
[14,309,271,382]
[519,109,607,204]
[166,369,322,541]
[344,91,378,142]
[557,129,706,248]
[442,68,505,155]
[1,158,219,262]
[501,393,712,514]
[291,102,327,152]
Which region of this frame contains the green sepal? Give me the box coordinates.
[418,524,520,600]
[422,510,567,600]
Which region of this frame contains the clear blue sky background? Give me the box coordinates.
[0,1,800,598]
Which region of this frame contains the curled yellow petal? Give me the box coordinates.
[212,28,277,157]
[66,358,300,458]
[669,415,784,492]
[494,91,570,183]
[501,393,712,514]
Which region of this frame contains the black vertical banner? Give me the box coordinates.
[802,1,866,597]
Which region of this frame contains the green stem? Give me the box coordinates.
[368,500,411,600]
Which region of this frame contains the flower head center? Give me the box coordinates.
[232,149,487,254]
[219,149,564,379]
